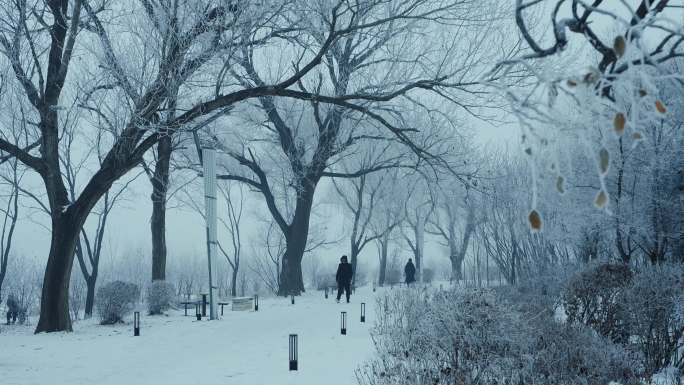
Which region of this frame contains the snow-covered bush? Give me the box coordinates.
[359,288,640,385]
[503,265,576,320]
[620,264,684,377]
[562,263,632,343]
[96,281,140,325]
[146,280,175,315]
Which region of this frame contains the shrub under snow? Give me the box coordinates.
[358,287,640,385]
[620,264,684,377]
[146,280,175,315]
[562,263,632,343]
[96,281,140,325]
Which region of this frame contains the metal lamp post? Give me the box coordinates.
[133,311,140,336]
[289,334,298,371]
[341,311,347,335]
[202,147,218,320]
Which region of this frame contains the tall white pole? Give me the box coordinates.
[202,147,218,320]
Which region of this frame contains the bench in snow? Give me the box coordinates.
[231,297,254,312]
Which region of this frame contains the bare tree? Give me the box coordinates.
[0,156,21,301]
[249,220,285,294]
[216,183,244,297]
[332,153,401,285]
[401,176,436,282]
[427,188,476,281]
[371,173,404,286]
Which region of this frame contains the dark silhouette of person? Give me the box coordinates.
[404,259,416,286]
[6,293,18,325]
[336,255,353,303]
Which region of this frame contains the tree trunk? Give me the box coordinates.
[277,184,316,296]
[35,215,81,333]
[231,263,238,297]
[414,216,425,282]
[0,259,6,302]
[450,254,463,281]
[279,249,305,295]
[378,236,389,286]
[84,275,96,318]
[151,135,171,281]
[350,242,359,286]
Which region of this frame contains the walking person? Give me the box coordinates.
[404,258,416,287]
[6,293,18,325]
[336,255,353,303]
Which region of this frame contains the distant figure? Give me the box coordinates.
[336,255,353,303]
[404,259,416,286]
[6,293,19,325]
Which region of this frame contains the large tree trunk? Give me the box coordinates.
[35,214,81,333]
[279,253,305,296]
[84,275,96,318]
[277,184,316,296]
[151,135,171,281]
[450,253,463,281]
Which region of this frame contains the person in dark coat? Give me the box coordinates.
[404,259,416,286]
[335,255,353,303]
[6,293,18,325]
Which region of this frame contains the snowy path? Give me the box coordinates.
[0,288,378,385]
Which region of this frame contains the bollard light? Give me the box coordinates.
[324,287,328,299]
[372,282,376,292]
[254,294,259,311]
[195,303,202,321]
[133,311,140,336]
[291,295,295,305]
[289,334,298,371]
[360,303,366,323]
[341,311,347,335]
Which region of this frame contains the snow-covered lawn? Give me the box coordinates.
[1,287,378,385]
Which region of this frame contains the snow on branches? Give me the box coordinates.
[494,0,684,231]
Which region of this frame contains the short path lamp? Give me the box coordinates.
[341,311,347,335]
[195,303,202,321]
[360,303,366,323]
[289,334,298,371]
[254,294,259,311]
[133,311,140,336]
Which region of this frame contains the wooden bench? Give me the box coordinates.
[180,301,199,316]
[218,301,230,316]
[231,297,253,312]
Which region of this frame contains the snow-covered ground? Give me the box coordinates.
[0,287,379,385]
